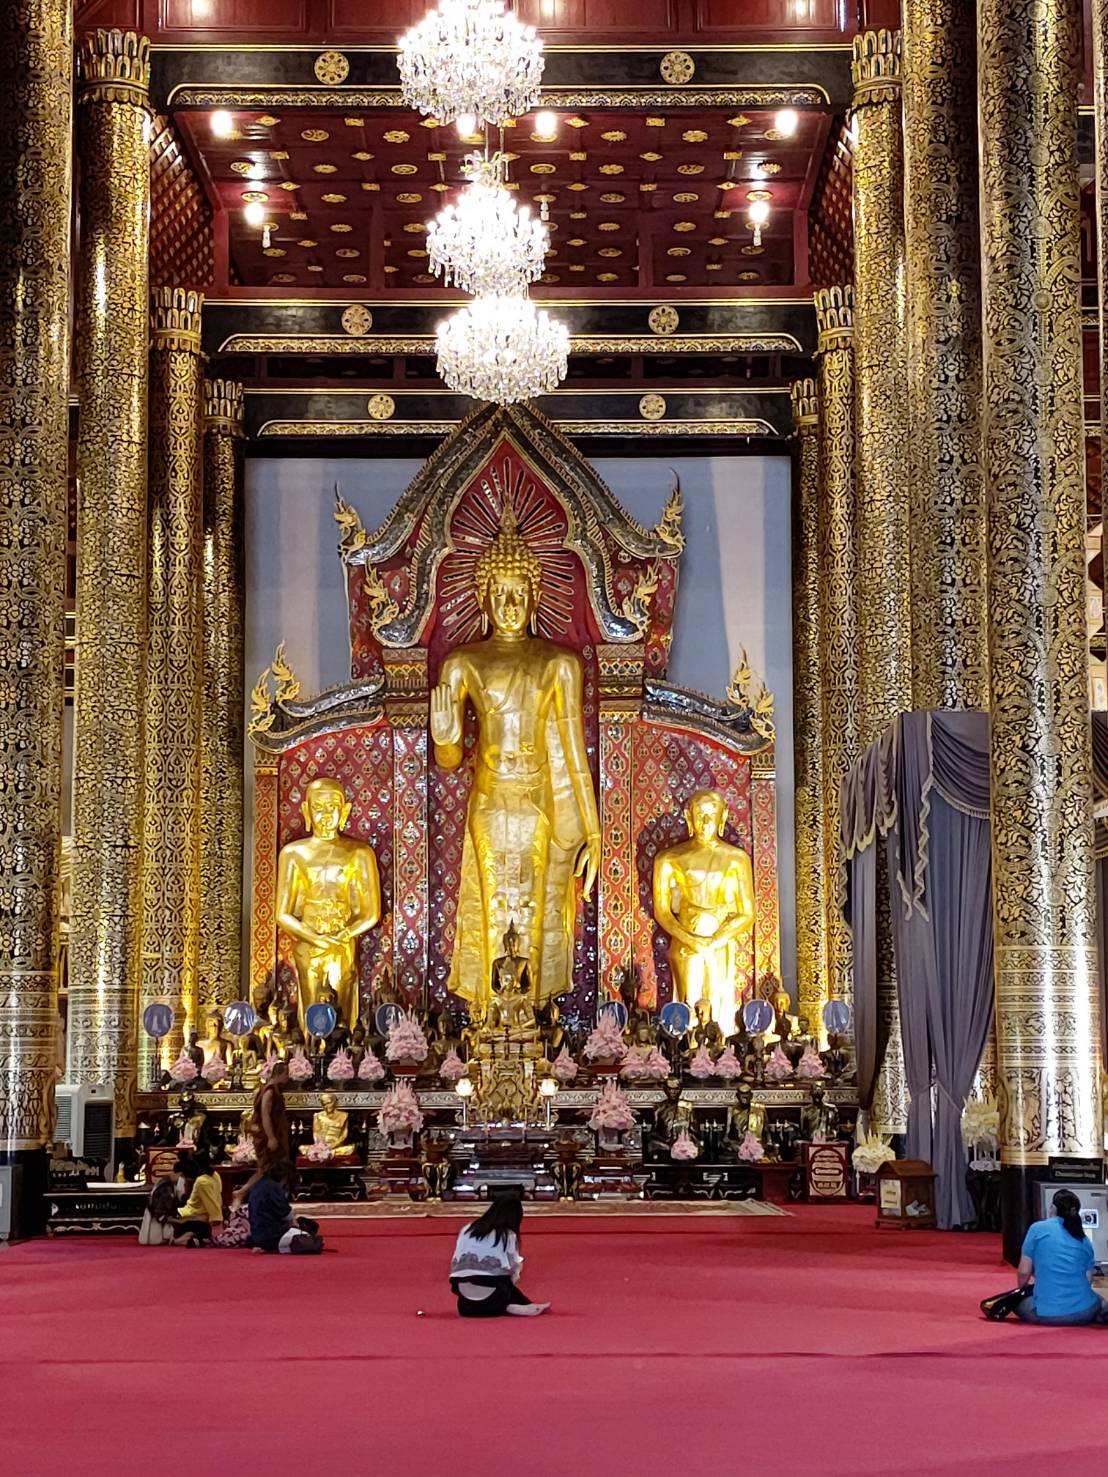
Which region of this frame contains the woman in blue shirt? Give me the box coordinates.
[1015,1190,1106,1325]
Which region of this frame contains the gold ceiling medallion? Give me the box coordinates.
[314,51,350,86]
[648,305,680,336]
[660,51,695,85]
[639,394,667,421]
[367,394,396,421]
[341,304,374,336]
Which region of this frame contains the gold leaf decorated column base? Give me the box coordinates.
[142,289,205,1059]
[979,0,1103,1259]
[0,0,72,1210]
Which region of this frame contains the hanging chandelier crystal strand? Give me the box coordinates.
[427,153,549,296]
[436,296,569,404]
[398,0,544,126]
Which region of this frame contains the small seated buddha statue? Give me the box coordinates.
[688,997,725,1059]
[801,1082,841,1143]
[744,1034,766,1086]
[784,1014,814,1070]
[460,1003,487,1062]
[539,996,569,1058]
[429,1007,462,1067]
[725,1082,766,1150]
[313,981,350,1053]
[484,922,541,1057]
[725,1009,749,1057]
[198,1011,234,1082]
[269,1004,305,1061]
[821,1032,853,1084]
[308,1090,359,1160]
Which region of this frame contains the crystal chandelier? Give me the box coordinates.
[427,153,548,297]
[398,0,544,127]
[436,296,569,404]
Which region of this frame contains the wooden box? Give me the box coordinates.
[876,1159,937,1229]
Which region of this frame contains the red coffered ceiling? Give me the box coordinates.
[178,105,824,291]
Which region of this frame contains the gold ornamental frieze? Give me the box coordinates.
[214,331,803,356]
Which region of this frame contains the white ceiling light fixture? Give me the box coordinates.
[427,152,549,296]
[436,295,568,404]
[747,198,770,246]
[774,107,799,138]
[398,0,544,127]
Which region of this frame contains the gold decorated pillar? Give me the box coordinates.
[902,0,988,709]
[1094,0,1108,645]
[142,289,205,1054]
[851,31,911,1135]
[852,28,912,738]
[0,0,72,1196]
[813,287,859,1014]
[68,30,152,1135]
[790,378,828,1033]
[979,0,1103,1258]
[200,380,246,1007]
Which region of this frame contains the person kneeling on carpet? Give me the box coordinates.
[449,1195,549,1318]
[169,1153,224,1246]
[983,1190,1106,1325]
[247,1167,323,1254]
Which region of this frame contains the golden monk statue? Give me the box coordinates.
[310,1091,358,1160]
[652,788,756,1034]
[431,505,601,1007]
[198,1011,234,1078]
[276,777,382,1039]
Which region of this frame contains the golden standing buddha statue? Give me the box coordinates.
[431,505,601,1009]
[276,777,382,1039]
[652,788,756,1032]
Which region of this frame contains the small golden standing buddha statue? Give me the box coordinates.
[652,789,755,1033]
[276,776,382,1040]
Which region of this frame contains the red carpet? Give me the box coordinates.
[2,1205,1107,1476]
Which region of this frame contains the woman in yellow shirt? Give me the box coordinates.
[171,1152,225,1245]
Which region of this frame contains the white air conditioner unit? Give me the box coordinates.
[54,1083,115,1161]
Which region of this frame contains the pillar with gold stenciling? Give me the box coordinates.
[979,0,1103,1259]
[851,30,911,1135]
[1093,0,1108,651]
[0,0,72,1202]
[200,380,246,1008]
[902,0,988,709]
[142,289,205,1059]
[790,378,828,1034]
[813,287,859,1017]
[68,29,152,1135]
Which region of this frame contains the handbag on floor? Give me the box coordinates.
[980,1286,1032,1321]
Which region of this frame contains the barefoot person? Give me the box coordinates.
[1014,1190,1107,1325]
[449,1195,549,1318]
[233,1059,292,1206]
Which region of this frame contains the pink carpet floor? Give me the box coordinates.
[2,1204,1106,1476]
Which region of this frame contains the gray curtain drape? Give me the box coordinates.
[842,712,994,1227]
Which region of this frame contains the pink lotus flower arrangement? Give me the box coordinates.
[737,1130,765,1162]
[671,1130,699,1162]
[689,1046,717,1079]
[795,1045,826,1079]
[583,1014,627,1063]
[304,1136,334,1163]
[713,1047,743,1079]
[357,1048,386,1083]
[385,1011,429,1064]
[620,1045,669,1081]
[378,1082,424,1136]
[326,1047,355,1083]
[260,1054,282,1080]
[765,1044,793,1081]
[552,1046,579,1083]
[168,1051,198,1083]
[588,1080,635,1133]
[230,1136,257,1166]
[286,1047,314,1083]
[438,1048,465,1083]
[201,1054,228,1084]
